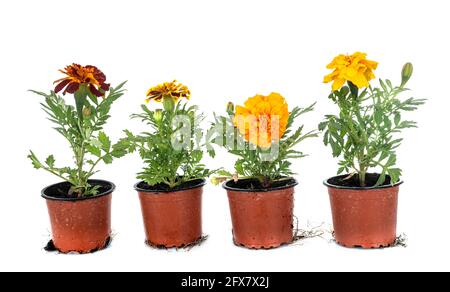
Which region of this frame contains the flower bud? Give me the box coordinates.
[162,95,175,112]
[153,109,163,122]
[401,62,413,87]
[226,102,234,115]
[211,176,228,186]
[189,110,195,120]
[82,106,91,118]
[210,177,219,186]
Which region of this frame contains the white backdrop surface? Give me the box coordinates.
[0,0,448,272]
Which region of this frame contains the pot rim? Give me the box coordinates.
[41,179,115,201]
[222,177,298,192]
[324,174,403,190]
[134,178,206,194]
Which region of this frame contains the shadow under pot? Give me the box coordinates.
[325,173,402,249]
[223,178,298,249]
[135,179,206,248]
[41,180,114,254]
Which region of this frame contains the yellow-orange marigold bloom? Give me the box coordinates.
[233,93,289,148]
[324,52,378,91]
[146,80,190,103]
[54,64,110,97]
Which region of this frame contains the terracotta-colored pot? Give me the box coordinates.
[135,179,206,248]
[224,178,298,249]
[325,174,402,249]
[42,180,114,254]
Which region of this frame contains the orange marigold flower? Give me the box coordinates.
[233,93,289,148]
[146,80,190,103]
[54,64,110,97]
[324,52,378,91]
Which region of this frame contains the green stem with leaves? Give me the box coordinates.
[320,64,425,187]
[28,81,127,197]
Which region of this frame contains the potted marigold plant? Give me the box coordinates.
[122,80,215,248]
[28,64,127,253]
[319,52,425,248]
[209,93,317,249]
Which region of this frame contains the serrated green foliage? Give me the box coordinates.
[208,103,317,188]
[122,100,216,189]
[28,81,127,197]
[319,67,425,187]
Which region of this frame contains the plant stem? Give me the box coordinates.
[76,143,86,197]
[42,166,76,186]
[359,164,366,187]
[74,86,88,196]
[258,176,271,188]
[348,81,359,99]
[86,152,110,178]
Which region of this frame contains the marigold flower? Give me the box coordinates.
[54,64,110,97]
[233,93,289,148]
[324,52,378,91]
[146,80,190,103]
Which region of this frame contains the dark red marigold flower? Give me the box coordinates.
[53,64,110,97]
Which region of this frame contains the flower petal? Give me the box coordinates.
[89,84,103,97]
[64,82,80,95]
[101,83,110,91]
[54,79,71,93]
[332,78,346,91]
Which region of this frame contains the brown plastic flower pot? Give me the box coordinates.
[41,180,114,254]
[135,179,206,248]
[325,174,402,249]
[223,178,298,249]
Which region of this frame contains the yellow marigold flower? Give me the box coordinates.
[145,80,190,103]
[233,93,289,148]
[324,52,378,91]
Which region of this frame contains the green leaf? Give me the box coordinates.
[217,170,233,177]
[398,120,417,129]
[28,151,42,169]
[235,160,244,175]
[375,171,386,187]
[394,113,401,126]
[387,168,402,184]
[386,155,397,167]
[374,109,383,125]
[389,138,403,149]
[103,154,113,164]
[386,79,393,89]
[86,144,101,157]
[45,155,55,168]
[379,151,390,162]
[384,116,392,130]
[207,149,216,158]
[111,141,129,158]
[87,90,99,105]
[29,90,49,98]
[330,138,342,157]
[318,121,328,132]
[323,130,329,145]
[379,79,388,92]
[98,132,111,152]
[191,150,203,163]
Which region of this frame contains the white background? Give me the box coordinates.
[0,0,448,272]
